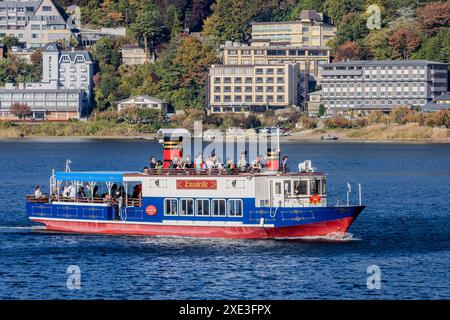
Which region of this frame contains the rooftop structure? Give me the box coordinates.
[251,10,336,46]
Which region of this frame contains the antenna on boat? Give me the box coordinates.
[346,182,352,206]
[65,159,72,172]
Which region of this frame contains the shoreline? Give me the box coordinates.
[1,134,449,144]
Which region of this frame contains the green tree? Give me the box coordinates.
[203,0,278,46]
[411,28,450,64]
[1,36,19,50]
[323,0,364,23]
[318,104,326,117]
[93,37,121,68]
[132,5,165,62]
[165,4,183,37]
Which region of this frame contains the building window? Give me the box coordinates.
[212,199,226,217]
[195,199,210,216]
[179,199,194,216]
[227,199,243,217]
[42,6,52,11]
[164,199,178,216]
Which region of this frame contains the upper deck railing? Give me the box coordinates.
[126,168,323,177]
[26,195,143,207]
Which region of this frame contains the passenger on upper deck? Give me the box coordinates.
[85,184,92,198]
[195,153,203,170]
[184,155,193,169]
[281,155,289,173]
[93,186,99,198]
[237,153,247,172]
[34,185,43,198]
[224,159,236,173]
[143,166,150,175]
[77,187,86,198]
[149,156,157,169]
[251,156,262,173]
[155,160,163,170]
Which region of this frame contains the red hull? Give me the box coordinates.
[32,217,355,239]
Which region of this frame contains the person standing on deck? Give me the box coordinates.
[280,155,289,173]
[149,156,157,169]
[34,186,43,198]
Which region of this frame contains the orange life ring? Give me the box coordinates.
[145,205,157,216]
[309,194,321,204]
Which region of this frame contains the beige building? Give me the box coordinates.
[222,43,330,106]
[251,10,336,47]
[223,43,330,79]
[306,90,322,116]
[0,0,74,49]
[117,95,168,114]
[121,45,149,65]
[207,64,299,113]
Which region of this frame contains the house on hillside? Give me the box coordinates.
[116,95,168,115]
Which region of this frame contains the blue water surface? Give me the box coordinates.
[0,139,449,299]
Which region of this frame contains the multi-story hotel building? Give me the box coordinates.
[251,10,336,47]
[320,60,449,114]
[0,42,94,120]
[0,0,73,49]
[223,42,330,79]
[222,42,330,107]
[207,64,299,113]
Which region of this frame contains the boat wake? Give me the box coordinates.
[0,225,46,233]
[276,232,361,242]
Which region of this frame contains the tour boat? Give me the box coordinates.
[26,131,365,239]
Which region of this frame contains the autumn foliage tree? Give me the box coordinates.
[334,41,370,61]
[10,103,31,120]
[389,28,420,59]
[417,1,450,35]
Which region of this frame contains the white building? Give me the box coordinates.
[0,42,94,120]
[117,95,168,115]
[0,0,74,49]
[320,60,449,115]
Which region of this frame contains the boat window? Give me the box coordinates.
[294,180,307,196]
[284,180,291,195]
[179,198,194,216]
[321,179,327,195]
[212,199,226,217]
[195,199,210,216]
[164,198,178,216]
[228,199,243,217]
[274,182,282,195]
[310,179,320,195]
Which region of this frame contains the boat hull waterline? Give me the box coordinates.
[30,208,363,239]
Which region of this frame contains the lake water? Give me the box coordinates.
[0,139,449,299]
